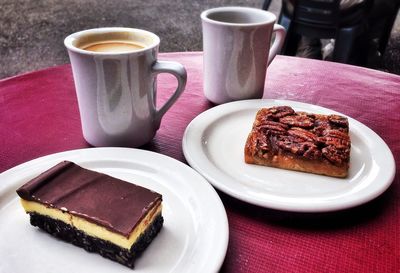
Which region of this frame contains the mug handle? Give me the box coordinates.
[152,61,187,127]
[267,24,286,66]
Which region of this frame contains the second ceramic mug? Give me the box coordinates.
[64,28,187,147]
[201,7,286,104]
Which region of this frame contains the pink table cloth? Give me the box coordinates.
[0,52,399,272]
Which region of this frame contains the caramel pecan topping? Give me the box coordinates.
[322,129,349,140]
[247,132,259,156]
[288,127,318,142]
[319,129,351,149]
[320,137,349,150]
[276,135,305,155]
[279,114,314,128]
[251,106,350,165]
[312,117,330,136]
[322,145,350,165]
[257,120,288,133]
[276,135,320,159]
[266,106,295,119]
[256,133,270,152]
[328,114,349,128]
[303,145,322,159]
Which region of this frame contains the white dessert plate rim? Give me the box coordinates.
[0,147,229,273]
[182,99,396,212]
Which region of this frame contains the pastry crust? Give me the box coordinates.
[244,106,351,178]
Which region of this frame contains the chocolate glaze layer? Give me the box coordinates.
[16,161,162,238]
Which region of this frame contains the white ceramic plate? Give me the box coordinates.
[182,99,396,212]
[0,148,228,273]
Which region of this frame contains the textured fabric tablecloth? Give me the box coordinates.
[0,52,399,272]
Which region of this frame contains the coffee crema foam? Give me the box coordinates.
[81,40,145,53]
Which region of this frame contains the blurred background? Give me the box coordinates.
[1,0,399,79]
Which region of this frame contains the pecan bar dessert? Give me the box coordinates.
[16,161,163,269]
[244,106,351,177]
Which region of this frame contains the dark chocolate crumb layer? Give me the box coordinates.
[29,212,163,269]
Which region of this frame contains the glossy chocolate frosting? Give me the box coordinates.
[16,161,162,237]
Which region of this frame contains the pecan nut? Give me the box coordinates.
[319,129,351,149]
[279,114,314,128]
[256,133,270,152]
[322,145,350,165]
[256,120,288,133]
[265,106,295,119]
[328,114,349,128]
[288,127,318,142]
[303,145,322,159]
[322,129,350,140]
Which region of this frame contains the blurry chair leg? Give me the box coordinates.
[278,13,300,55]
[377,11,398,55]
[356,32,371,66]
[262,0,272,10]
[333,25,362,64]
[283,31,302,56]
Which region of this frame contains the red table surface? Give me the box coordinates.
[0,52,399,272]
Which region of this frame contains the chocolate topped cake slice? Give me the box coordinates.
[16,161,163,269]
[244,106,351,177]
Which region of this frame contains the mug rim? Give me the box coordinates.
[64,27,160,55]
[201,6,276,27]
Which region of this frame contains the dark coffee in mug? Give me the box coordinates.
[81,40,145,53]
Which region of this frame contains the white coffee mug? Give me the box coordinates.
[201,7,286,104]
[64,27,186,147]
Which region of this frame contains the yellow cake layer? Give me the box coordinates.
[20,198,162,250]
